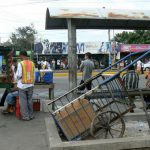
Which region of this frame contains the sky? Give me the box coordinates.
[0,0,149,43]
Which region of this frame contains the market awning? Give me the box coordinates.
[45,7,150,30]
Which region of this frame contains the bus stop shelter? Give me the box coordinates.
[45,7,150,89]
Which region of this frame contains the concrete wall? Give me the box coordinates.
[45,113,150,150]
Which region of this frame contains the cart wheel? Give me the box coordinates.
[90,111,125,139]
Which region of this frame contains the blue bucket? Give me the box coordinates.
[42,72,53,83]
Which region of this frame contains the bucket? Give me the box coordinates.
[33,99,40,111]
[40,69,53,84]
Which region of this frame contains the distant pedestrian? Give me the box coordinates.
[37,60,41,70]
[16,50,35,121]
[57,59,60,69]
[141,61,144,74]
[145,68,150,88]
[52,59,56,70]
[120,60,124,69]
[136,60,142,74]
[41,58,49,69]
[80,52,94,90]
[122,65,139,113]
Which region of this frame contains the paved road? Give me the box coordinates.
[0,74,146,100]
[53,74,146,98]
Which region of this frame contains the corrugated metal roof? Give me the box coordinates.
[45,7,150,30]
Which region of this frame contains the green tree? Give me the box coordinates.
[113,30,150,44]
[10,24,37,51]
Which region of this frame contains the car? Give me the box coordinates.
[143,61,150,70]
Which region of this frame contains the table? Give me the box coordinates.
[34,83,55,100]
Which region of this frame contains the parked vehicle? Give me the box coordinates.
[144,61,150,70]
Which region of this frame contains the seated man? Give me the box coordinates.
[2,84,18,114]
[0,58,18,106]
[122,65,139,112]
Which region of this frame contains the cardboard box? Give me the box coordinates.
[54,99,95,140]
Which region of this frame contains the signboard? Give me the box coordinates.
[120,44,150,52]
[34,41,116,55]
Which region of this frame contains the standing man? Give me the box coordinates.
[16,50,35,121]
[136,60,142,75]
[122,65,139,113]
[80,52,94,90]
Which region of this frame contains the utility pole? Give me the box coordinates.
[108,29,111,42]
[67,19,77,90]
[108,29,111,67]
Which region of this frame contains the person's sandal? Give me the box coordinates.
[2,109,10,114]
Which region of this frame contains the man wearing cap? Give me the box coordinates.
[16,50,35,121]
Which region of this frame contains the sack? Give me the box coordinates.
[78,80,85,91]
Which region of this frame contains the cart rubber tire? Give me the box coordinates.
[90,111,125,139]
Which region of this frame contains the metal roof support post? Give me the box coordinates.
[67,19,77,90]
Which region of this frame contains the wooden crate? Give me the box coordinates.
[54,99,95,140]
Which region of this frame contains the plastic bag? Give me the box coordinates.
[78,80,85,91]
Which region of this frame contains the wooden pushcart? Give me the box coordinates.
[48,50,150,141]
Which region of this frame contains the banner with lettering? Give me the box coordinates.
[34,41,118,54]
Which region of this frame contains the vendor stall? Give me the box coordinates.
[0,46,14,89]
[0,46,14,106]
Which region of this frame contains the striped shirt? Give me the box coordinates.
[122,70,139,90]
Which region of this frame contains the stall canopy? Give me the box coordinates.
[45,7,150,90]
[45,7,150,30]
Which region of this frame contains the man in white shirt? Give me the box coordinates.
[16,50,35,121]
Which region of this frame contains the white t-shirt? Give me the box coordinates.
[137,60,142,66]
[15,62,34,89]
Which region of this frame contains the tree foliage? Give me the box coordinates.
[1,40,12,47]
[10,24,37,50]
[113,30,150,44]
